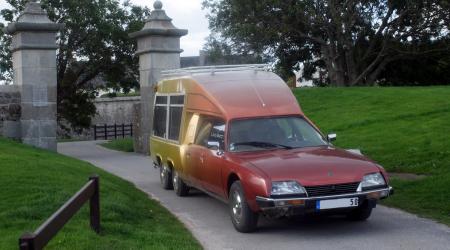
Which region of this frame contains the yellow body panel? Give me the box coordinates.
[149,78,205,173]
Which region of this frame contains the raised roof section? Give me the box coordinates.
[159,66,303,119]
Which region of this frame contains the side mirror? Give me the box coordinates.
[207,141,224,156]
[327,133,337,142]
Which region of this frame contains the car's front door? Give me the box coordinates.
[202,120,226,197]
[185,117,211,189]
[190,116,225,196]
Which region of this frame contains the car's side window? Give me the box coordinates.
[194,116,225,148]
[195,121,212,147]
[208,122,225,149]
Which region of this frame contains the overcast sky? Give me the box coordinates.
[0,0,210,56]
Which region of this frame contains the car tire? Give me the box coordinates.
[160,164,173,190]
[173,169,190,196]
[229,181,259,233]
[347,206,373,221]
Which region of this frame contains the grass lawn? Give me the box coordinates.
[294,86,450,225]
[0,138,201,250]
[101,138,134,152]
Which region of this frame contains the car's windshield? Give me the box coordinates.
[228,116,328,152]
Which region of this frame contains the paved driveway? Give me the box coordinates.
[58,141,450,250]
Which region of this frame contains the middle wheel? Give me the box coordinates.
[173,169,190,196]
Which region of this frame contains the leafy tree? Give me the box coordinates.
[202,33,266,65]
[203,0,450,86]
[1,0,149,132]
[0,22,12,84]
[380,39,450,86]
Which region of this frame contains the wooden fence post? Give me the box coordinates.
[89,175,100,233]
[104,124,107,140]
[19,233,35,250]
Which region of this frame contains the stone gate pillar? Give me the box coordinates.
[4,0,63,151]
[130,1,187,154]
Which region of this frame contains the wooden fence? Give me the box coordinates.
[94,123,133,140]
[19,176,100,250]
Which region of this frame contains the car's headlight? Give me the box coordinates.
[271,181,306,196]
[358,173,386,191]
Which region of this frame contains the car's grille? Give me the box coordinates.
[305,182,359,197]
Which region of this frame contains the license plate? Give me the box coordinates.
[316,198,359,210]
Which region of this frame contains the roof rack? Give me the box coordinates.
[161,64,270,78]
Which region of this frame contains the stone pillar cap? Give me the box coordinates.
[129,1,187,39]
[4,0,64,35]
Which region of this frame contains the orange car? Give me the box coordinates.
[150,65,393,232]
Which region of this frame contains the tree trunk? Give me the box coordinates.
[345,50,358,85]
[322,45,347,86]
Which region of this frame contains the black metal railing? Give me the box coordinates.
[94,123,133,140]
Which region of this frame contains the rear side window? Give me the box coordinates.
[168,106,183,140]
[153,106,167,138]
[153,94,185,141]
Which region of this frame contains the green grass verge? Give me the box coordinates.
[101,138,134,153]
[0,137,201,250]
[294,86,450,225]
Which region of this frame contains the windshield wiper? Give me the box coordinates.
[231,141,293,149]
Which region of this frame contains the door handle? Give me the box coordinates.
[186,152,191,158]
[200,153,204,164]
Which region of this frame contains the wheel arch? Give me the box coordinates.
[155,154,162,166]
[227,173,240,198]
[166,159,175,170]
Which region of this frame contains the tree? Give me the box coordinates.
[0,22,12,84]
[1,0,149,132]
[202,33,266,65]
[203,0,450,86]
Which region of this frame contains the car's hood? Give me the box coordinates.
[233,146,380,186]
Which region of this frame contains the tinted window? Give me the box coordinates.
[170,95,184,105]
[168,106,183,140]
[153,106,167,137]
[156,96,168,104]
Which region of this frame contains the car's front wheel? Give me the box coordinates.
[173,169,189,196]
[160,164,173,190]
[229,181,259,233]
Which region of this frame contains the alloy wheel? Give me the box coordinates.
[231,190,243,224]
[173,171,179,192]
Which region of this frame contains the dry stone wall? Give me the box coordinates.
[0,85,21,139]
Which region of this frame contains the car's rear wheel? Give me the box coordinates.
[160,164,173,190]
[229,181,259,233]
[347,205,373,221]
[173,169,189,196]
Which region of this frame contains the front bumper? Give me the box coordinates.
[256,186,393,215]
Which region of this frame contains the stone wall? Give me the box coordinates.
[65,96,141,140]
[92,96,141,125]
[0,85,21,139]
